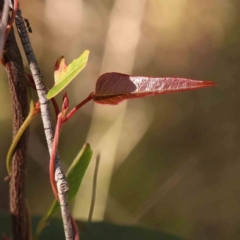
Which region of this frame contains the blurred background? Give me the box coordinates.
[0,0,239,239]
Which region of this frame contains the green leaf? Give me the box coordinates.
[66,143,93,201]
[47,50,90,99]
[35,143,93,238]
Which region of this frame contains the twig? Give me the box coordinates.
[25,72,60,117]
[66,93,94,121]
[5,0,18,41]
[0,0,9,55]
[70,215,79,240]
[14,6,73,240]
[88,153,100,222]
[49,95,78,240]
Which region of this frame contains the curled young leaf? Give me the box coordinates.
[93,72,216,105]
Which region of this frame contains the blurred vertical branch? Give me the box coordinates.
[0,1,29,239]
[0,0,8,55]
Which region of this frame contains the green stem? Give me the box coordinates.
[6,91,36,175]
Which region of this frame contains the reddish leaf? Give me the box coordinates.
[93,72,216,105]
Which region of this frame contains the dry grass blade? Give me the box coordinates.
[88,153,101,222]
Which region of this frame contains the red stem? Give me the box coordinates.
[49,114,80,240]
[50,92,94,196]
[50,92,94,239]
[70,214,80,240]
[66,92,94,121]
[5,0,18,42]
[49,115,62,201]
[51,98,60,117]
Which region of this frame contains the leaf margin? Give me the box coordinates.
[47,50,90,99]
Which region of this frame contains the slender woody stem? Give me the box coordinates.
[25,72,60,117]
[0,0,9,55]
[15,6,73,240]
[5,0,18,41]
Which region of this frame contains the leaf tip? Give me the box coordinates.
[204,80,217,86]
[54,56,66,71]
[84,142,92,151]
[84,49,90,55]
[46,90,52,99]
[198,80,217,90]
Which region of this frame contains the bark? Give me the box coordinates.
[1,4,30,239]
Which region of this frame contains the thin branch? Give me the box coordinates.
[66,92,94,121]
[51,97,60,117]
[5,0,18,41]
[0,0,9,55]
[88,153,100,222]
[14,6,73,240]
[49,116,63,200]
[70,215,79,240]
[49,94,78,240]
[25,72,60,117]
[49,106,79,240]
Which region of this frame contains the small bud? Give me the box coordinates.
[62,92,69,112]
[60,92,69,121]
[33,101,41,116]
